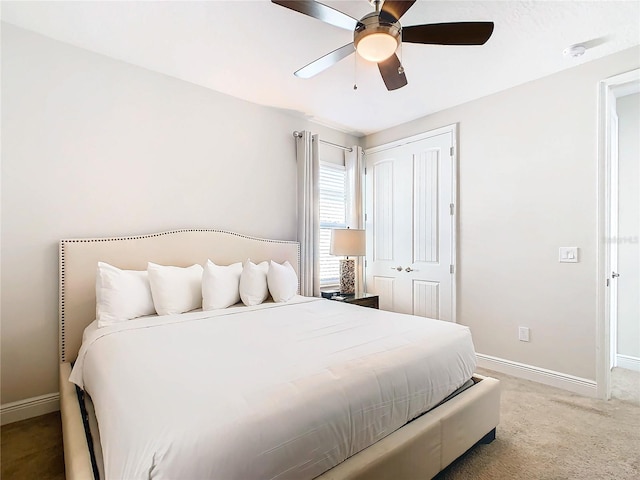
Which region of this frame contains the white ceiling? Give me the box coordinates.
[2,0,639,136]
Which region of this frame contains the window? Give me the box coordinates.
[319,162,347,286]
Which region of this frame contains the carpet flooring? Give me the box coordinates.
[1,368,638,480]
[436,367,640,479]
[1,411,64,480]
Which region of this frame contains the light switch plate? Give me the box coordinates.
[559,247,578,263]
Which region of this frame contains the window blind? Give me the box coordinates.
[319,162,347,286]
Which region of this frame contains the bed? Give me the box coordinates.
[59,229,500,480]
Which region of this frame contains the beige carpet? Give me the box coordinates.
[1,411,64,480]
[611,367,640,405]
[1,368,638,479]
[436,368,640,479]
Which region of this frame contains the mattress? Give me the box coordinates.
[70,296,477,480]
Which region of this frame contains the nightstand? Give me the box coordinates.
[327,292,379,309]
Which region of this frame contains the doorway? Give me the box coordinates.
[597,69,640,400]
[364,125,457,321]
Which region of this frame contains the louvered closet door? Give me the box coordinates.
[365,131,455,321]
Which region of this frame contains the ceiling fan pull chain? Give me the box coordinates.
[353,49,358,90]
[397,33,404,75]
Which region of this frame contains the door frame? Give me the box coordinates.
[364,124,458,323]
[596,68,640,400]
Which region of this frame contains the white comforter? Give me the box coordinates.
[70,296,477,480]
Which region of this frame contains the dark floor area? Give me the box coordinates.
[1,412,65,480]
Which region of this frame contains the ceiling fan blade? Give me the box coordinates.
[378,54,408,91]
[380,0,417,23]
[295,43,356,78]
[402,22,494,45]
[272,0,358,31]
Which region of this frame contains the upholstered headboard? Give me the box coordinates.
[59,229,300,363]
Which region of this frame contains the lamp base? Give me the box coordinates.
[339,258,356,295]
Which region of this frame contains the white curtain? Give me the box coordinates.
[345,145,365,292]
[296,131,321,297]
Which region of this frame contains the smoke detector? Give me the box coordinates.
[563,44,586,58]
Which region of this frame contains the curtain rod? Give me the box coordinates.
[293,131,353,152]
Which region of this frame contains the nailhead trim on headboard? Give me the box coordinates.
[59,239,67,363]
[59,229,301,363]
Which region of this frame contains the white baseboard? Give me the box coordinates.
[476,353,597,398]
[616,354,640,372]
[1,392,60,426]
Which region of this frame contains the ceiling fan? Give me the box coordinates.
[272,0,494,91]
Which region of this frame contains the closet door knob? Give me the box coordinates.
[391,266,402,271]
[405,267,414,272]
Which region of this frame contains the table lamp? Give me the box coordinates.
[330,228,366,295]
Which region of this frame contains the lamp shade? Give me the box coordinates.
[330,228,366,257]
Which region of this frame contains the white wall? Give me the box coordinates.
[0,24,360,405]
[365,46,640,382]
[616,93,640,359]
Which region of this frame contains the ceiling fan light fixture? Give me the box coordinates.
[353,12,400,63]
[356,32,399,62]
[271,0,494,92]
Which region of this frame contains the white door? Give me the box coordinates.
[609,104,619,369]
[365,128,456,321]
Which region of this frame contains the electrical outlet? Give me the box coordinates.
[518,326,530,342]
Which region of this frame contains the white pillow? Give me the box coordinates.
[202,260,243,310]
[95,262,155,328]
[267,260,298,303]
[239,259,269,306]
[147,262,204,315]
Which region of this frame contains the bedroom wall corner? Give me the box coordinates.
[363,46,640,385]
[0,23,360,410]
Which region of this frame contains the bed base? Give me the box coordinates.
[478,427,496,445]
[60,362,93,480]
[60,362,500,480]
